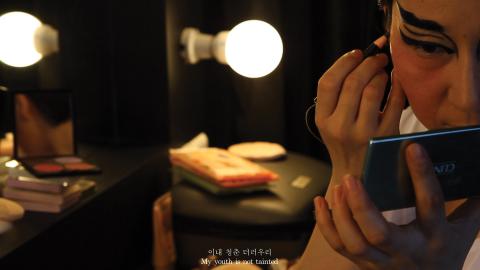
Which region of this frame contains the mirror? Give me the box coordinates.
[13,90,75,159]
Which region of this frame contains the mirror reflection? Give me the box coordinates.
[14,91,74,158]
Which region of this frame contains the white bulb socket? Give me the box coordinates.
[34,24,59,56]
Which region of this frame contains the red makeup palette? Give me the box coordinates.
[12,89,101,177]
[20,157,101,177]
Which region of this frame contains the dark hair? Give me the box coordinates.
[378,0,392,9]
[378,0,393,31]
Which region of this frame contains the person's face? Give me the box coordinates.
[389,0,480,129]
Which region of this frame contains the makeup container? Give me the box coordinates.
[12,89,101,177]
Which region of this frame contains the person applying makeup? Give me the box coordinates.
[293,0,480,269]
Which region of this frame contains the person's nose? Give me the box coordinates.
[448,51,480,119]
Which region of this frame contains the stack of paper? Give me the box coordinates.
[170,148,278,194]
[2,176,95,213]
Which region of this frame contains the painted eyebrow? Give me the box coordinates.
[403,24,444,40]
[399,29,455,54]
[397,1,445,33]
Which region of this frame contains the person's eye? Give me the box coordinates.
[415,43,447,54]
[399,30,455,56]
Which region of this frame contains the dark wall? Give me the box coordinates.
[0,0,169,146]
[0,0,383,160]
[58,0,169,145]
[166,0,383,161]
[166,0,287,148]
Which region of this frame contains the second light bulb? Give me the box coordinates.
[181,20,283,78]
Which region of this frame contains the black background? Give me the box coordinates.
[0,0,384,161]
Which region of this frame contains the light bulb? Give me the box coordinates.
[180,20,283,78]
[225,20,283,78]
[0,12,59,68]
[0,12,42,67]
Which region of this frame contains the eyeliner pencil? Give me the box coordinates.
[363,34,389,59]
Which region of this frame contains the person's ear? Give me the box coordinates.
[15,94,35,122]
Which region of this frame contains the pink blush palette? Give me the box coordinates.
[21,156,101,177]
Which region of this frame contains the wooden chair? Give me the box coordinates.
[152,192,176,270]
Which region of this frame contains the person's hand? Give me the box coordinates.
[314,143,480,270]
[315,48,406,199]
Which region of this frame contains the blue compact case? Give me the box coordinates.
[362,125,480,211]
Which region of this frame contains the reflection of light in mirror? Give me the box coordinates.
[5,160,19,168]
